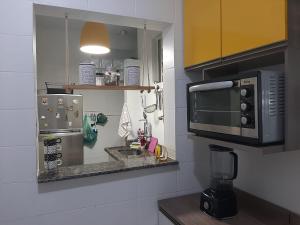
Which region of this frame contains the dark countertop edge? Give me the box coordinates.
[159,206,183,225]
[38,160,179,183]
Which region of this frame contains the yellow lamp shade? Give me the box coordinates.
[80,22,110,54]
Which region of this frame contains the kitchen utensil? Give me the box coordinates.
[148,137,158,153]
[39,132,83,174]
[83,114,97,145]
[96,72,105,86]
[141,93,157,114]
[155,145,161,159]
[43,137,63,172]
[45,82,73,94]
[124,59,140,86]
[79,62,96,85]
[144,104,157,113]
[159,146,168,161]
[200,144,238,219]
[96,113,108,126]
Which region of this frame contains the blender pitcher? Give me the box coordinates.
[200,144,238,219]
[210,144,238,191]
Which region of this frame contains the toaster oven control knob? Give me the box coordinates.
[241,88,249,97]
[241,116,250,125]
[241,103,248,111]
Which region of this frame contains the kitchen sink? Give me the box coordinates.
[118,149,143,156]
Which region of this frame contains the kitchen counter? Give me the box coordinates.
[158,190,300,225]
[38,146,178,183]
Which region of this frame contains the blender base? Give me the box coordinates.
[200,188,238,219]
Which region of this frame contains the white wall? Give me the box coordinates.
[76,89,124,164]
[124,29,165,147]
[234,149,300,214]
[0,1,206,225]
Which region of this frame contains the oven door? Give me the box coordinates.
[188,80,241,136]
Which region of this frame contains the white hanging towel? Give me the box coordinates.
[118,103,132,138]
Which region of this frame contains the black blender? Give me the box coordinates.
[200,144,238,219]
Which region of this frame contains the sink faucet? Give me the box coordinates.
[144,120,152,140]
[142,111,152,141]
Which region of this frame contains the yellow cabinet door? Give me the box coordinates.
[184,0,221,68]
[221,0,287,57]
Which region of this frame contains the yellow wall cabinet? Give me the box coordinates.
[184,0,287,68]
[184,0,221,68]
[221,0,287,57]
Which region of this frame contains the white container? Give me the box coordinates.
[124,59,140,86]
[96,74,105,86]
[79,62,96,85]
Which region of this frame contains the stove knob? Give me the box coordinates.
[241,88,249,97]
[203,201,210,210]
[241,103,248,111]
[241,116,250,125]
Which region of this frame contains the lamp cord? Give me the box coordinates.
[142,23,151,92]
[141,24,146,87]
[145,26,150,92]
[65,14,70,85]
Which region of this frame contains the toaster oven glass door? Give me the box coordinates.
[189,84,241,135]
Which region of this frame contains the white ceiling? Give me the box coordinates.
[36,15,138,38]
[34,4,170,31]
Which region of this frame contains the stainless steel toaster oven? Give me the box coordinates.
[187,70,285,145]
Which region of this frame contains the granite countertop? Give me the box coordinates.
[38,146,178,183]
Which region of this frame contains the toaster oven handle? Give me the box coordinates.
[189,81,234,92]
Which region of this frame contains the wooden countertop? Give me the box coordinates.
[158,190,300,225]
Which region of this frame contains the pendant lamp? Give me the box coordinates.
[80,22,110,54]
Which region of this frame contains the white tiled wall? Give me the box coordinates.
[135,0,174,23]
[0,73,35,109]
[0,0,209,225]
[173,0,210,201]
[0,35,34,73]
[0,0,33,36]
[88,0,135,17]
[34,0,88,10]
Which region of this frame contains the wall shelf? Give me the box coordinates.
[188,135,285,154]
[65,85,155,91]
